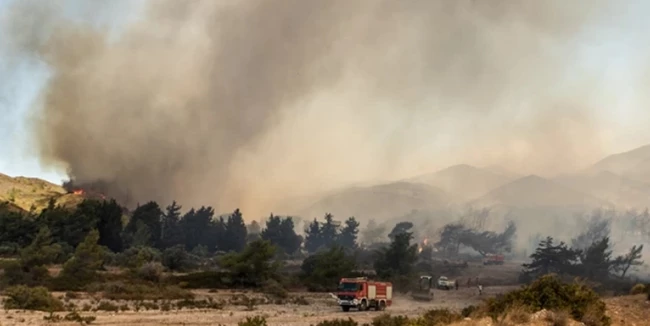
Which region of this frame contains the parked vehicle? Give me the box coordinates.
[436,276,455,290]
[335,277,393,312]
[411,275,434,301]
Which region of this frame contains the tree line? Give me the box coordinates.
[522,215,644,287]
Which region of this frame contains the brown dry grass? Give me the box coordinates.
[0,173,82,213]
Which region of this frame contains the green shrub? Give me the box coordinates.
[262,279,288,299]
[167,271,230,289]
[630,283,646,295]
[3,285,64,311]
[370,313,410,326]
[64,311,96,324]
[96,301,119,312]
[314,318,358,326]
[484,274,610,326]
[113,246,161,268]
[136,262,164,282]
[238,316,267,326]
[413,309,462,325]
[162,245,197,272]
[175,298,224,310]
[100,281,193,301]
[2,260,51,287]
[461,305,479,318]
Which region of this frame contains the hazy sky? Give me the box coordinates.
[2,0,650,188]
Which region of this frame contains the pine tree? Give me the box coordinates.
[338,217,360,249]
[304,219,322,253]
[522,237,580,279]
[223,209,247,252]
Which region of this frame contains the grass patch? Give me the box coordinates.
[96,281,193,301]
[3,285,64,312]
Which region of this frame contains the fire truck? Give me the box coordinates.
[483,254,505,265]
[335,277,393,312]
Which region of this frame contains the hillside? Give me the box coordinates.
[553,171,650,209]
[470,174,613,210]
[297,181,452,222]
[589,144,650,181]
[407,164,514,200]
[0,173,82,212]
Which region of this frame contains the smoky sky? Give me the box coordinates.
[2,0,635,217]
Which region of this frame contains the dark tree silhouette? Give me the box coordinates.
[304,218,322,253]
[222,209,247,252]
[374,231,418,279]
[320,213,339,248]
[301,246,356,291]
[388,221,414,241]
[160,201,184,249]
[338,217,360,249]
[261,214,302,255]
[613,244,644,279]
[181,206,215,251]
[522,237,581,279]
[125,201,163,248]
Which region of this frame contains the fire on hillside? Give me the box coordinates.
[64,181,107,200]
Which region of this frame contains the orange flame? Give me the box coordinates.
[73,189,85,195]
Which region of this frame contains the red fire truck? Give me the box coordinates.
[483,253,505,265]
[335,277,393,312]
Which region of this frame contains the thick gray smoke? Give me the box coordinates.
[1,0,623,217]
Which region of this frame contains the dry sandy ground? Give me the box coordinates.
[0,289,646,326]
[0,286,517,326]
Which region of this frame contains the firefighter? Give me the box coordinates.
[455,280,459,290]
[478,284,483,296]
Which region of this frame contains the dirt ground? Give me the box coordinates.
[0,285,518,326]
[0,288,647,326]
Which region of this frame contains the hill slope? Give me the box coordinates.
[589,144,650,182]
[298,181,452,222]
[407,164,514,200]
[470,175,612,210]
[554,171,650,209]
[0,173,82,212]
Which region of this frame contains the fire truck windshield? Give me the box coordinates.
[338,282,361,292]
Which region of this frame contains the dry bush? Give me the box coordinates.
[581,304,610,326]
[630,283,645,295]
[504,305,531,324]
[238,316,267,326]
[314,318,358,326]
[545,310,570,326]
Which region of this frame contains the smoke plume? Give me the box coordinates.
[2,0,627,217]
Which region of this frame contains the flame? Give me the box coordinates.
[423,238,429,246]
[73,189,85,195]
[418,246,423,253]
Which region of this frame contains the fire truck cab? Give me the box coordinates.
[335,277,392,312]
[483,254,505,265]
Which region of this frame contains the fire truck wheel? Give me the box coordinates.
[342,306,350,312]
[378,301,386,311]
[359,300,367,311]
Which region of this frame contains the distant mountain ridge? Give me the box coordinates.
[408,164,515,200]
[4,143,650,221]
